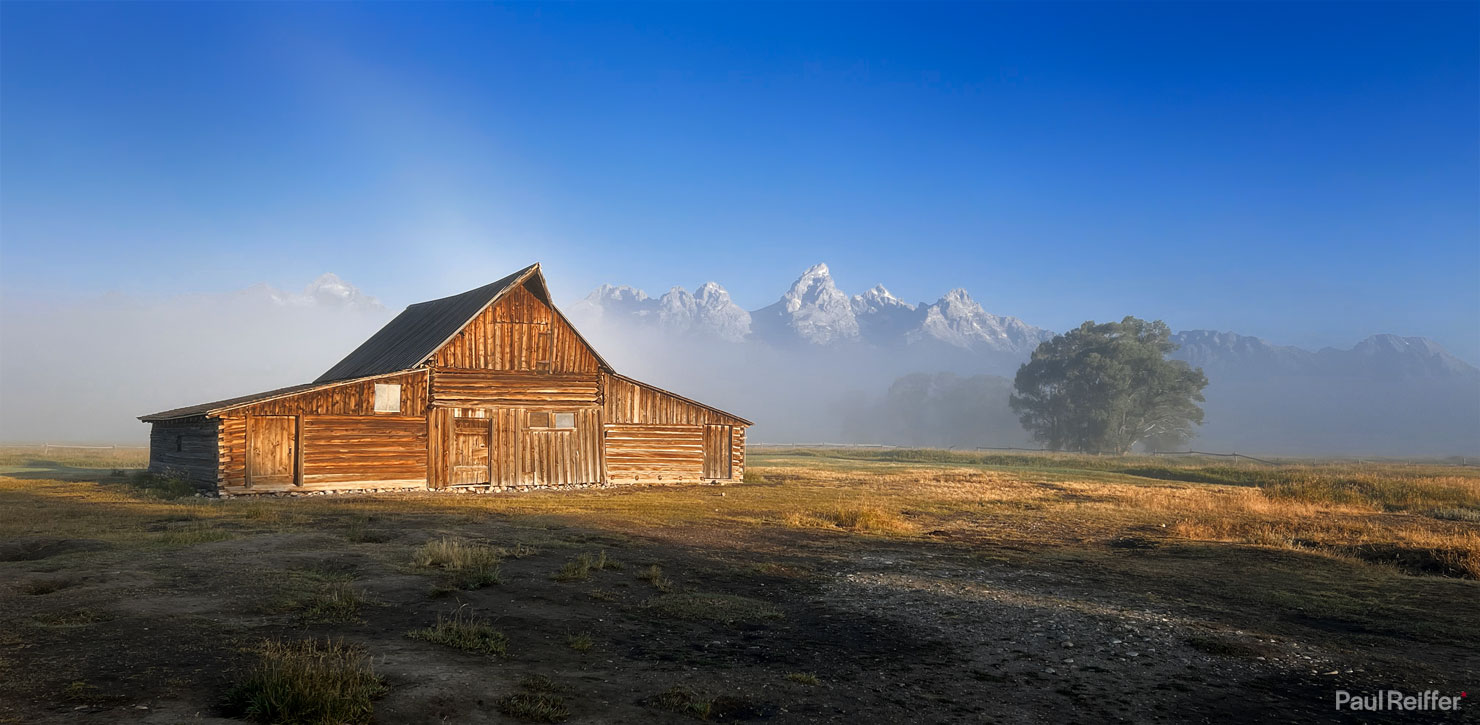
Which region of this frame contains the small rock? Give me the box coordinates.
[1127,652,1140,658]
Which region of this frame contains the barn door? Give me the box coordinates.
[703,424,732,479]
[247,416,299,487]
[451,417,490,485]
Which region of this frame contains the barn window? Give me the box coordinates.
[373,383,402,413]
[175,435,183,452]
[527,412,575,429]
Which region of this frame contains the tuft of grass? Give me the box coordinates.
[553,550,620,582]
[586,588,619,602]
[225,638,386,725]
[263,569,370,623]
[157,524,234,545]
[637,564,672,592]
[651,686,714,720]
[413,537,502,590]
[127,471,198,499]
[565,631,593,652]
[786,503,915,535]
[784,672,819,686]
[742,470,768,484]
[60,680,98,702]
[496,675,569,722]
[407,606,508,657]
[644,591,783,626]
[298,582,369,624]
[342,518,393,544]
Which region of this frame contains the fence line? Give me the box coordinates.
[758,443,1286,463]
[1149,450,1278,465]
[0,443,147,452]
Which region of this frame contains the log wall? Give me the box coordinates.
[227,371,428,418]
[430,368,600,408]
[603,424,705,483]
[147,418,219,489]
[302,416,426,486]
[217,371,431,494]
[602,373,747,426]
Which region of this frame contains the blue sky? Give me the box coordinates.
[3,1,1477,361]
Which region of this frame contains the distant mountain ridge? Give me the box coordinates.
[566,263,1477,455]
[572,262,1055,357]
[1170,330,1479,382]
[571,263,1476,381]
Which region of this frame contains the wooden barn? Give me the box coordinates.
[140,263,750,496]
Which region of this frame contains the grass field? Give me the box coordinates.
[1,446,1476,723]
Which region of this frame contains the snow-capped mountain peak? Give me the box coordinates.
[907,288,1051,354]
[570,281,749,342]
[755,263,861,344]
[589,284,649,304]
[853,283,913,312]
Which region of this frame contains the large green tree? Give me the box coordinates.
[1010,317,1209,454]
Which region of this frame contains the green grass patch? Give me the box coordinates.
[497,675,569,722]
[651,686,715,720]
[156,524,233,546]
[127,471,199,499]
[785,672,819,685]
[636,564,672,592]
[553,550,620,582]
[408,607,508,656]
[225,638,386,725]
[565,631,593,652]
[413,537,502,590]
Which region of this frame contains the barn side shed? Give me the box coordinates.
[140,263,750,496]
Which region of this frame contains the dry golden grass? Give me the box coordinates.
[2,448,1475,581]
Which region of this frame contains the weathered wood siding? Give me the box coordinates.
[147,418,219,488]
[519,408,603,486]
[247,415,299,487]
[302,416,426,486]
[601,372,747,483]
[427,407,454,489]
[702,424,733,479]
[431,282,600,373]
[731,426,746,481]
[218,371,431,494]
[451,417,491,485]
[436,407,602,488]
[227,371,428,418]
[602,373,748,426]
[604,424,704,483]
[430,368,600,408]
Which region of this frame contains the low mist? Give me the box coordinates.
[2,275,1475,458]
[0,277,392,444]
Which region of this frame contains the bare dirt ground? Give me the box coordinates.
[0,450,1475,724]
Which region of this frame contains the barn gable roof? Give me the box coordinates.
[320,263,521,383]
[138,371,413,422]
[140,263,746,426]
